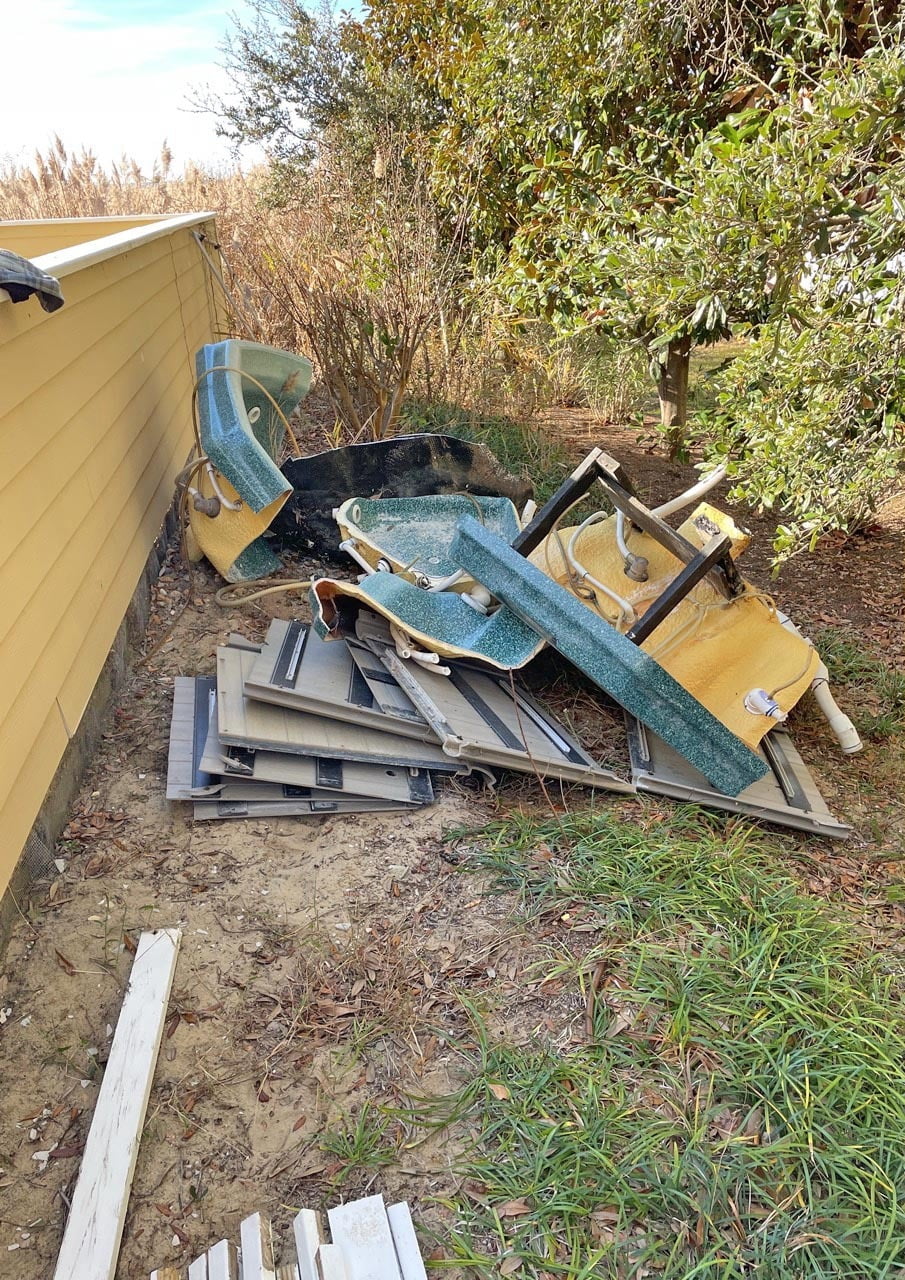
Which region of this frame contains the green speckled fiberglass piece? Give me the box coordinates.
[227,537,283,584]
[310,570,545,670]
[195,340,312,513]
[451,516,768,796]
[337,495,520,581]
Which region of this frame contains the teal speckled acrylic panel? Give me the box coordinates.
[451,515,768,796]
[195,340,311,513]
[310,570,546,670]
[340,495,520,581]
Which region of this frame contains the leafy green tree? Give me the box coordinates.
[362,0,888,434]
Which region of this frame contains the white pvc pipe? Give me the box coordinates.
[339,539,378,576]
[203,461,243,511]
[652,464,727,520]
[566,514,636,627]
[776,611,863,755]
[811,662,864,754]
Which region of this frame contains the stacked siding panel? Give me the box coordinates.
[0,214,224,895]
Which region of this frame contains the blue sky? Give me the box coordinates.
[0,0,264,172]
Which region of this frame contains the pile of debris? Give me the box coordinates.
[166,612,631,821]
[167,339,861,838]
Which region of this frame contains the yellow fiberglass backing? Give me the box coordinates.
[531,506,819,750]
[187,469,290,582]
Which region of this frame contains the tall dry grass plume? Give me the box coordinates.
[1,137,646,442]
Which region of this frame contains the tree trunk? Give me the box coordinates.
[657,338,691,460]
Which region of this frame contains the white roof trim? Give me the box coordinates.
[31,211,215,281]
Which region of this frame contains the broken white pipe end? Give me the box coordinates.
[811,665,864,754]
[775,611,864,755]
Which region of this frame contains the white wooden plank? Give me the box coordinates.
[292,1208,324,1280]
[189,1254,209,1280]
[239,1213,277,1280]
[207,1239,238,1280]
[315,1245,348,1280]
[386,1204,427,1280]
[54,929,181,1280]
[327,1196,402,1280]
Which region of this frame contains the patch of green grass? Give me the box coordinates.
[419,811,905,1277]
[814,627,905,740]
[319,1101,398,1185]
[398,399,572,505]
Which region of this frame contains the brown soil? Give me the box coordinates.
[0,411,902,1277]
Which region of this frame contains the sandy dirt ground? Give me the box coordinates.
[0,417,902,1277]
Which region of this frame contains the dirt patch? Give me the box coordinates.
[0,411,902,1276]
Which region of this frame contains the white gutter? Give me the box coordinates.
[0,212,215,300]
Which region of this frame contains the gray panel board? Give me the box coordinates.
[354,632,632,792]
[626,717,850,839]
[199,694,434,805]
[167,676,219,800]
[245,619,431,740]
[193,794,412,820]
[217,647,467,773]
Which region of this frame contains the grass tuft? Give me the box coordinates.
[417,811,905,1277]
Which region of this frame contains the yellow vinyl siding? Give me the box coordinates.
[0,214,223,893]
[0,216,177,261]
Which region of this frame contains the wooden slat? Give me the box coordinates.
[53,929,181,1280]
[239,1213,277,1280]
[386,1203,428,1280]
[188,1254,208,1279]
[292,1208,324,1280]
[314,1246,348,1280]
[327,1196,402,1280]
[206,1239,238,1280]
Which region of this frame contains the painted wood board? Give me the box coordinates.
[239,1213,277,1280]
[206,1238,238,1280]
[386,1203,428,1280]
[188,1255,208,1279]
[314,1245,348,1280]
[53,929,181,1280]
[327,1195,402,1280]
[293,1207,324,1280]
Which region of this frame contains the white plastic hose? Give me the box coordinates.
[566,513,636,627]
[651,464,728,520]
[775,611,863,755]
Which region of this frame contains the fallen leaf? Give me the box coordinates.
[292,1114,307,1132]
[54,950,76,977]
[499,1199,532,1217]
[489,1082,510,1101]
[500,1258,523,1275]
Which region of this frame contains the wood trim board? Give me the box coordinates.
[54,929,181,1280]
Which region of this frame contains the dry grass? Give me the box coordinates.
[1,137,645,449]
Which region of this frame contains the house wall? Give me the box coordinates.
[0,214,224,901]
